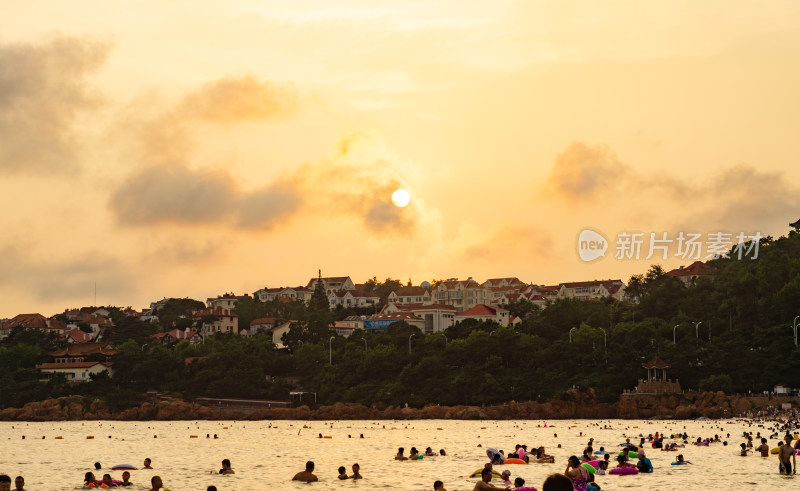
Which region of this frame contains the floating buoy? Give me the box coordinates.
[437,428,443,430]
[86,436,94,439]
[55,436,63,439]
[190,435,198,438]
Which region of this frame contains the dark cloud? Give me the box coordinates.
[0,36,109,174]
[109,164,302,229]
[546,142,627,200]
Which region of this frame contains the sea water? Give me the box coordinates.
[0,419,795,490]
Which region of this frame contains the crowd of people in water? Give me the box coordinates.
[2,413,798,489]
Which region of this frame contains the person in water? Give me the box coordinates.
[739,443,751,456]
[219,459,234,475]
[120,472,132,486]
[596,460,608,475]
[499,470,512,485]
[676,454,691,464]
[395,447,408,461]
[473,468,509,490]
[0,475,11,491]
[542,473,574,491]
[149,476,162,491]
[513,477,526,489]
[351,463,362,480]
[756,438,770,457]
[564,456,589,491]
[409,447,420,459]
[292,461,318,482]
[425,447,436,456]
[439,449,447,456]
[779,434,797,475]
[84,472,96,486]
[13,476,24,491]
[101,474,116,487]
[143,458,153,469]
[338,466,348,480]
[636,451,653,473]
[433,480,446,491]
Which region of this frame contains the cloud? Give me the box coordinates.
[545,142,628,200]
[0,36,109,174]
[177,75,298,123]
[108,164,302,229]
[460,223,554,263]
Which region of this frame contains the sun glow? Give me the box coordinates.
[391,188,410,207]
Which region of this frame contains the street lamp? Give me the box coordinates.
[329,336,335,365]
[408,334,415,355]
[569,327,577,343]
[792,316,799,346]
[141,343,148,352]
[362,338,368,351]
[673,324,680,345]
[599,328,607,356]
[692,321,702,346]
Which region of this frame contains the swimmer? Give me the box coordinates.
[219,459,234,475]
[440,449,447,456]
[565,456,589,490]
[596,461,608,475]
[84,472,96,486]
[425,447,436,456]
[13,476,24,491]
[101,474,115,487]
[740,443,750,456]
[120,472,132,486]
[292,461,318,482]
[500,470,511,485]
[0,475,10,491]
[351,463,362,480]
[149,476,162,491]
[676,454,691,464]
[513,477,525,489]
[756,438,770,457]
[473,468,509,490]
[94,463,102,471]
[395,447,408,461]
[434,480,446,491]
[143,458,153,469]
[338,466,348,480]
[542,473,574,491]
[410,447,420,459]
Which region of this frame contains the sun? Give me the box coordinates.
[391,188,410,208]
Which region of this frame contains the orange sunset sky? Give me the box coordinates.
[1,1,799,317]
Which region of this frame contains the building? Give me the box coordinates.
[38,342,119,382]
[62,328,94,344]
[247,317,277,337]
[270,321,295,349]
[332,322,356,337]
[635,356,681,394]
[207,292,250,310]
[557,280,626,301]
[454,304,511,326]
[193,307,239,336]
[328,289,380,310]
[667,261,715,286]
[254,286,315,304]
[433,278,488,312]
[152,328,200,345]
[0,313,69,337]
[387,286,431,305]
[306,275,356,294]
[381,303,456,333]
[363,312,426,331]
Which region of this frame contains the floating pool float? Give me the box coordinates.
[111,464,137,470]
[609,467,639,475]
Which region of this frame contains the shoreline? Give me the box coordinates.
[0,391,796,422]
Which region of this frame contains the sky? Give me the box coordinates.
[1,0,799,317]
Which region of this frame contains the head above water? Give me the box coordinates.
[305,461,315,472]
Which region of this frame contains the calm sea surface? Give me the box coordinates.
[0,419,796,490]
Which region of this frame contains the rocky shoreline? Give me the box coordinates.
[0,390,795,422]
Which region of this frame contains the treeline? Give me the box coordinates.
[1,232,799,411]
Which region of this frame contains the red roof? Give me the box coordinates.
[49,343,119,357]
[250,317,277,326]
[667,261,714,277]
[455,304,508,317]
[560,279,624,289]
[38,361,113,370]
[193,306,238,317]
[62,329,93,343]
[642,356,670,369]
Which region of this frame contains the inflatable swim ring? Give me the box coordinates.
[486,448,505,463]
[618,451,639,459]
[503,458,527,464]
[609,467,639,475]
[593,451,604,455]
[671,462,688,465]
[532,457,555,463]
[111,464,137,470]
[584,460,601,468]
[581,463,596,474]
[770,447,780,454]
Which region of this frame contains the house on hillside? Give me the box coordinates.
[381,303,456,333]
[387,286,431,305]
[247,317,277,337]
[152,328,200,345]
[0,313,68,338]
[206,292,250,310]
[454,304,510,326]
[38,342,119,383]
[253,286,314,304]
[306,275,356,294]
[193,307,239,336]
[667,261,715,286]
[557,280,626,301]
[62,328,94,344]
[328,289,380,310]
[433,278,488,312]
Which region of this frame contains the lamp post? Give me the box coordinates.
[408,334,415,355]
[362,338,368,351]
[692,321,702,346]
[569,327,577,343]
[792,316,799,346]
[600,327,607,356]
[673,324,679,345]
[141,343,148,352]
[443,333,447,345]
[329,336,334,365]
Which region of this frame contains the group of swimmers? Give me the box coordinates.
[0,475,24,491]
[395,447,446,460]
[80,456,238,489]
